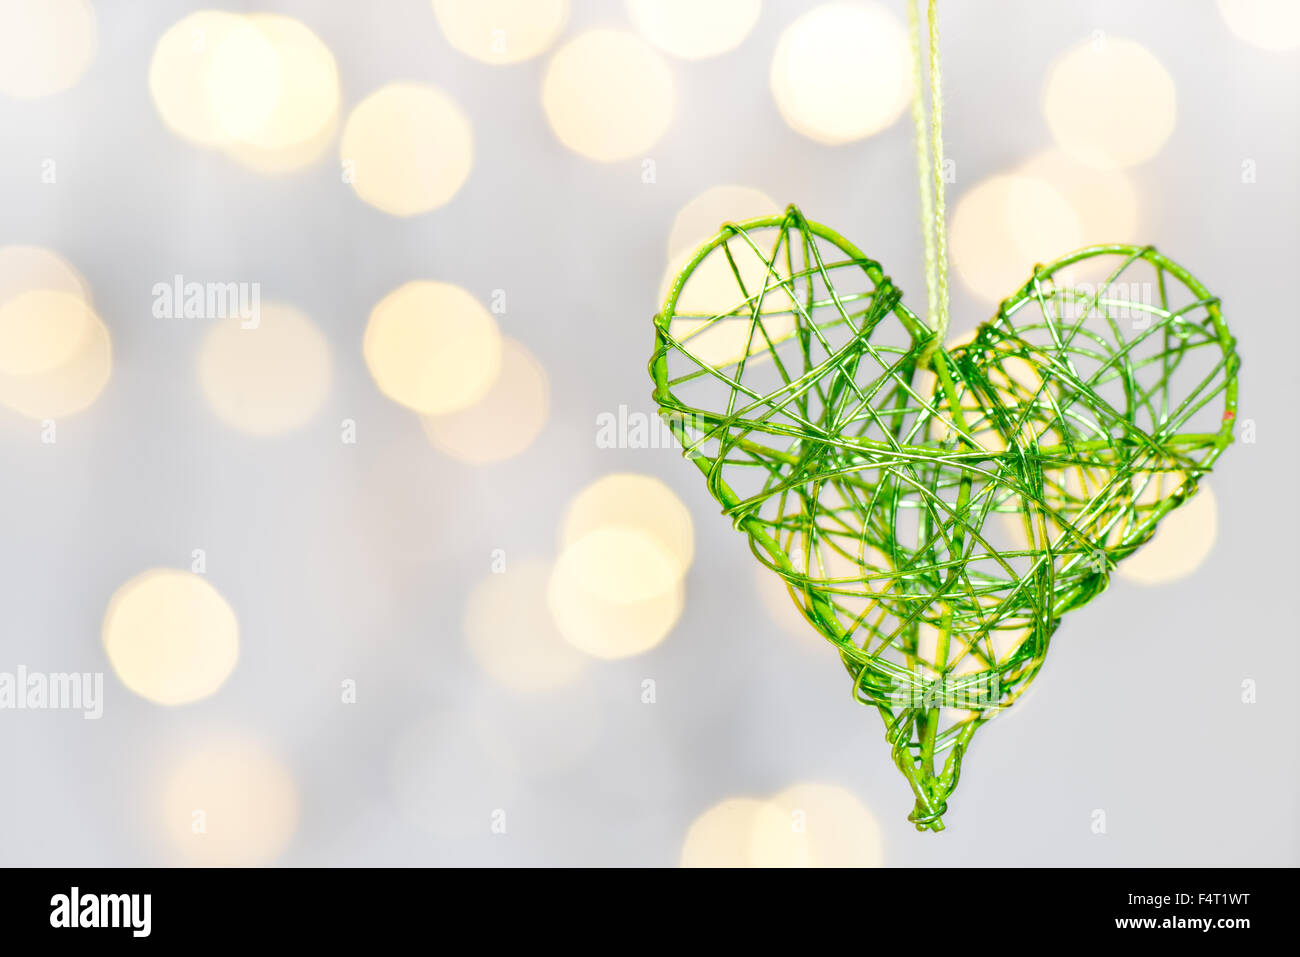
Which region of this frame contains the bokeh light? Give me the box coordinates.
[548,533,685,659]
[680,797,771,867]
[1018,149,1140,247]
[421,337,549,464]
[0,245,91,304]
[224,14,339,173]
[770,1,909,145]
[203,15,281,141]
[555,526,681,604]
[1043,37,1176,170]
[561,473,695,580]
[542,30,673,162]
[364,281,502,415]
[750,782,883,867]
[627,0,762,60]
[666,185,781,262]
[160,737,297,866]
[341,83,474,216]
[1217,0,1300,51]
[150,11,251,148]
[754,561,820,644]
[0,248,110,419]
[949,173,1081,305]
[150,12,338,172]
[198,303,332,436]
[102,569,239,706]
[0,0,96,99]
[682,786,882,867]
[659,189,795,366]
[0,289,93,377]
[1118,483,1219,586]
[658,185,782,315]
[432,0,569,64]
[463,559,588,693]
[0,315,110,419]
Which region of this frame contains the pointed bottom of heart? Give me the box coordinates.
[880,705,978,833]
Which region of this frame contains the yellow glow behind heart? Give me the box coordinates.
[1118,482,1218,585]
[950,174,1081,306]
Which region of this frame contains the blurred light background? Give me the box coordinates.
[0,0,1295,866]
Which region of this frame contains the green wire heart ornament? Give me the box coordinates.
[649,211,1238,830]
[646,2,1239,831]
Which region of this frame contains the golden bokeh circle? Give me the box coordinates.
[0,289,93,377]
[1043,38,1176,170]
[432,0,570,64]
[560,473,695,580]
[751,782,883,867]
[682,786,883,867]
[1118,483,1219,586]
[198,303,332,436]
[666,185,781,261]
[203,15,282,141]
[770,1,910,145]
[542,29,673,162]
[1217,0,1300,52]
[421,337,549,464]
[0,245,91,304]
[102,569,239,706]
[341,83,474,216]
[627,0,762,60]
[680,797,771,867]
[150,11,249,147]
[1018,149,1139,247]
[0,0,96,99]
[949,173,1081,304]
[224,14,339,173]
[160,738,297,866]
[150,12,339,172]
[364,281,502,415]
[548,530,685,659]
[0,286,111,420]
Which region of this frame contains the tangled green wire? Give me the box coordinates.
[648,208,1238,829]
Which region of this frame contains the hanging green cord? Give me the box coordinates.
[910,0,950,370]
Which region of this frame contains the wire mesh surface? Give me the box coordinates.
[649,206,1238,828]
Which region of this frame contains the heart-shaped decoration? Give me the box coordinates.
[649,206,1238,830]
